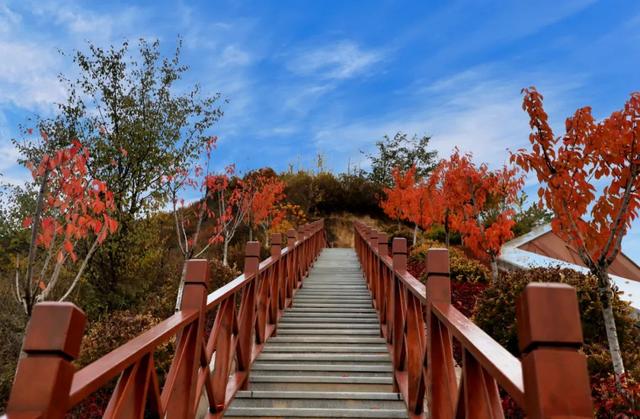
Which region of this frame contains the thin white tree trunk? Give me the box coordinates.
[602,303,625,378]
[490,257,499,282]
[223,238,230,267]
[413,224,418,246]
[174,262,188,311]
[597,269,626,379]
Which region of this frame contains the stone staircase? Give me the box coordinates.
[225,248,408,418]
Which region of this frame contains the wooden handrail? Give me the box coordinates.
[3,219,326,419]
[353,221,593,419]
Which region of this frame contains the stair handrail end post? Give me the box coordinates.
[6,302,87,419]
[516,282,593,418]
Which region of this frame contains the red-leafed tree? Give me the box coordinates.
[427,150,523,279]
[512,87,640,379]
[16,133,118,315]
[381,166,430,245]
[165,137,233,306]
[242,169,286,244]
[426,150,475,247]
[251,177,286,246]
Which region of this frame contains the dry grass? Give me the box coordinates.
[323,213,389,248]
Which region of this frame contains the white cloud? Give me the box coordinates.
[310,66,584,172]
[0,40,65,111]
[287,41,383,80]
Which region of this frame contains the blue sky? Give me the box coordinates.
[0,0,639,259]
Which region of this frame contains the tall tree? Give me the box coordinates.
[365,132,437,186]
[18,39,224,305]
[512,87,640,380]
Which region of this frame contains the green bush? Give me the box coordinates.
[424,224,462,245]
[474,267,640,379]
[410,241,490,283]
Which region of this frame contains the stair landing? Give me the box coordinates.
[224,248,407,418]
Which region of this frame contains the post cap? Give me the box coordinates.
[23,302,86,359]
[245,241,260,258]
[392,238,407,255]
[426,249,450,277]
[517,283,583,353]
[185,259,210,285]
[271,233,282,245]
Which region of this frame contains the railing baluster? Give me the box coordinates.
[460,349,504,418]
[517,283,593,418]
[210,297,235,412]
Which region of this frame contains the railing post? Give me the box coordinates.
[6,302,86,419]
[270,233,283,334]
[165,259,209,418]
[238,241,260,390]
[391,238,407,392]
[517,283,593,418]
[425,248,456,419]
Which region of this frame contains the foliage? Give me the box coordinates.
[474,267,640,380]
[511,192,553,237]
[380,166,432,237]
[0,278,26,414]
[72,310,172,418]
[14,38,224,311]
[431,150,523,270]
[591,374,640,417]
[282,170,382,217]
[512,87,640,378]
[364,132,438,186]
[410,241,490,283]
[13,136,118,315]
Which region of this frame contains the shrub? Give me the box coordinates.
[424,224,462,245]
[591,374,640,417]
[474,267,640,379]
[410,241,490,283]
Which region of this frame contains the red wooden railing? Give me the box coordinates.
[354,221,594,419]
[3,220,326,419]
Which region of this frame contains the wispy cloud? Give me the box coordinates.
[287,41,383,80]
[311,66,585,172]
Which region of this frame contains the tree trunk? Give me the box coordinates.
[597,269,626,380]
[174,261,188,311]
[249,227,253,241]
[490,257,499,282]
[413,224,418,246]
[222,238,230,267]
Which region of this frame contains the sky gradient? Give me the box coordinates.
[0,0,639,259]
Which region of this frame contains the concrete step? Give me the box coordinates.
[224,407,407,418]
[287,307,376,312]
[280,318,379,324]
[278,323,379,329]
[269,336,386,344]
[257,353,390,362]
[262,345,388,353]
[283,313,378,319]
[251,365,391,377]
[292,304,373,309]
[228,391,406,410]
[277,329,381,336]
[248,375,394,392]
